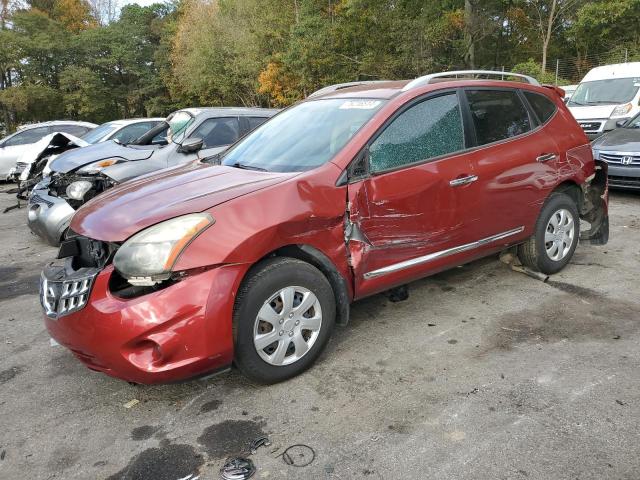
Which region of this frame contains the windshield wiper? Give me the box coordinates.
[231,162,268,172]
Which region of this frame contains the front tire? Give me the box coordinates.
[233,257,336,384]
[518,192,579,275]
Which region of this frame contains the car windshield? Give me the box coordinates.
[568,77,640,106]
[81,124,118,144]
[222,98,386,172]
[167,111,195,144]
[625,112,640,128]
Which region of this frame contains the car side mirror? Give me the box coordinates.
[178,137,204,153]
[616,119,627,128]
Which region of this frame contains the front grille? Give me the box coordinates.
[608,175,640,188]
[600,153,640,166]
[40,265,99,319]
[15,162,28,174]
[30,193,54,208]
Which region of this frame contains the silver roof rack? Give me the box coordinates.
[308,81,391,98]
[402,70,540,91]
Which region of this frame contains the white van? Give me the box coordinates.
[567,62,640,138]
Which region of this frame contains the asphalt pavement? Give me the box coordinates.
[0,184,639,480]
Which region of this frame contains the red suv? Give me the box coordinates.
[42,71,609,384]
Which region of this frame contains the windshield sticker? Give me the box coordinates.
[339,100,382,110]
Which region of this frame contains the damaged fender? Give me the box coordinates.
[579,159,609,245]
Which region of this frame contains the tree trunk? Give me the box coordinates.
[541,0,557,73]
[464,0,477,69]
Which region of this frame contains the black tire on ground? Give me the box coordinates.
[518,192,580,275]
[233,257,336,384]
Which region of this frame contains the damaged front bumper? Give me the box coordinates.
[27,184,75,246]
[41,240,243,384]
[579,160,609,245]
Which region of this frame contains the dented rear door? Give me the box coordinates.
[346,91,481,299]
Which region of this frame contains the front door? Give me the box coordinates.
[346,91,480,299]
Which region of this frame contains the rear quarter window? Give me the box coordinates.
[523,91,557,124]
[465,89,531,146]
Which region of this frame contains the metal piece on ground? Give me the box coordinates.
[499,249,549,282]
[282,444,315,467]
[249,436,271,455]
[510,265,549,283]
[220,457,256,480]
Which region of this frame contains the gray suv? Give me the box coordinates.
[27,107,278,245]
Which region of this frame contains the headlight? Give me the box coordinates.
[77,158,121,174]
[611,103,632,118]
[66,180,93,200]
[113,213,214,285]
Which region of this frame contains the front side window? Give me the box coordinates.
[222,98,385,172]
[466,89,531,145]
[369,93,464,173]
[4,126,49,146]
[247,117,269,130]
[568,78,640,106]
[190,117,240,148]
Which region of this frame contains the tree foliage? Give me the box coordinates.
[1,0,639,133]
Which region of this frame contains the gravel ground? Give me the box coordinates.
[0,183,639,480]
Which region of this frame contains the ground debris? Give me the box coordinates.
[123,399,140,409]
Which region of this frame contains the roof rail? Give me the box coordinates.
[308,81,390,98]
[402,70,540,91]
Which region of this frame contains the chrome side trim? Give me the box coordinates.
[363,226,525,279]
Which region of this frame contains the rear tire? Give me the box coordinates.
[518,192,579,275]
[233,257,335,384]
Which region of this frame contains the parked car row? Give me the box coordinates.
[36,70,610,386]
[563,62,640,190]
[24,107,277,245]
[0,121,97,181]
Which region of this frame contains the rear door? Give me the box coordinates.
[347,91,480,298]
[461,88,559,241]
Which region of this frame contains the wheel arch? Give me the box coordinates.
[550,180,582,210]
[243,244,352,326]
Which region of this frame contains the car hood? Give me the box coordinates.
[71,162,296,241]
[49,140,159,173]
[593,128,640,151]
[568,104,617,120]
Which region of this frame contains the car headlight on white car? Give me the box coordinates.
[77,158,122,174]
[113,213,214,285]
[611,103,632,118]
[66,180,93,200]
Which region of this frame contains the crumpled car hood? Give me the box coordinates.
[71,162,296,241]
[50,140,159,174]
[593,127,640,151]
